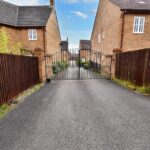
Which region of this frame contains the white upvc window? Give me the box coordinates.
[133,16,145,33]
[98,34,101,43]
[28,29,37,40]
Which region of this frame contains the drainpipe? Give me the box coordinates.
[120,11,125,50]
[43,27,47,81]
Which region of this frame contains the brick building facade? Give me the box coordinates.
[79,40,91,62]
[91,0,150,54]
[0,0,61,54]
[0,0,61,81]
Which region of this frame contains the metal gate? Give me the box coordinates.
[48,49,112,80]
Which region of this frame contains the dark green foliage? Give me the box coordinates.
[83,62,90,69]
[52,61,69,74]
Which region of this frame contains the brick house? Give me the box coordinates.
[91,0,150,54]
[0,0,61,81]
[0,0,61,55]
[79,40,91,62]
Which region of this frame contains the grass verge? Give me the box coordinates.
[113,78,150,95]
[0,83,43,119]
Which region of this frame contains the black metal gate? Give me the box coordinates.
[49,48,112,80]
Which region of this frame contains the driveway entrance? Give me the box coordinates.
[50,48,113,80]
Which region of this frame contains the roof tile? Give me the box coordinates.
[0,0,52,27]
[110,0,150,10]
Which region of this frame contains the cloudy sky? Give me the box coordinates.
[5,0,99,48]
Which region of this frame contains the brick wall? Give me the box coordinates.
[80,50,90,62]
[122,14,150,51]
[91,0,150,54]
[1,26,45,52]
[91,0,122,55]
[46,9,61,54]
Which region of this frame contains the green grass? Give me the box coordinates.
[113,78,150,95]
[0,104,10,118]
[0,83,43,119]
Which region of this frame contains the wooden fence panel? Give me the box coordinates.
[0,54,40,104]
[115,49,150,86]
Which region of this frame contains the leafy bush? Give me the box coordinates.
[52,61,69,74]
[0,29,9,53]
[83,62,90,69]
[0,28,23,54]
[52,64,60,74]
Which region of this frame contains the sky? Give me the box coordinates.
[5,0,99,48]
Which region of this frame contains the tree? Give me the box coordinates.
[0,28,23,55]
[0,28,9,53]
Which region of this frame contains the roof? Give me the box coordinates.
[110,0,150,11]
[60,41,69,51]
[80,40,91,50]
[0,0,52,27]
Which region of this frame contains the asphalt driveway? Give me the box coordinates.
[0,79,150,150]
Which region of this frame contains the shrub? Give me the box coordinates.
[0,28,23,55]
[83,62,90,69]
[0,29,9,53]
[52,61,69,74]
[52,64,59,74]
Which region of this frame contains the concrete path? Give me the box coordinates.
[0,79,150,150]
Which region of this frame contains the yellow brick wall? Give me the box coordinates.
[91,0,150,54]
[122,14,150,51]
[1,26,44,52]
[91,0,122,55]
[45,9,61,54]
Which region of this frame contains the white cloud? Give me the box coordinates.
[63,0,78,3]
[72,11,88,19]
[91,9,97,13]
[4,0,40,5]
[63,0,98,4]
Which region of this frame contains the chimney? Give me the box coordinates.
[50,0,54,7]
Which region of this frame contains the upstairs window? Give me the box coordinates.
[28,29,37,40]
[133,17,145,33]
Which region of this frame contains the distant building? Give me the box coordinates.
[60,40,69,51]
[79,40,91,62]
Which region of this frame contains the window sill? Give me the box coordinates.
[29,39,37,41]
[133,32,144,34]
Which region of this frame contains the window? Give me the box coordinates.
[133,17,145,33]
[98,34,101,43]
[28,29,37,40]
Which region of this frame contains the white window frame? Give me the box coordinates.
[133,16,145,34]
[28,29,37,40]
[98,34,101,43]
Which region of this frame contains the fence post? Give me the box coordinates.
[112,49,122,78]
[112,51,118,78]
[34,49,45,82]
[143,49,149,86]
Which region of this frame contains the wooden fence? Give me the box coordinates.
[0,54,40,104]
[115,49,150,86]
